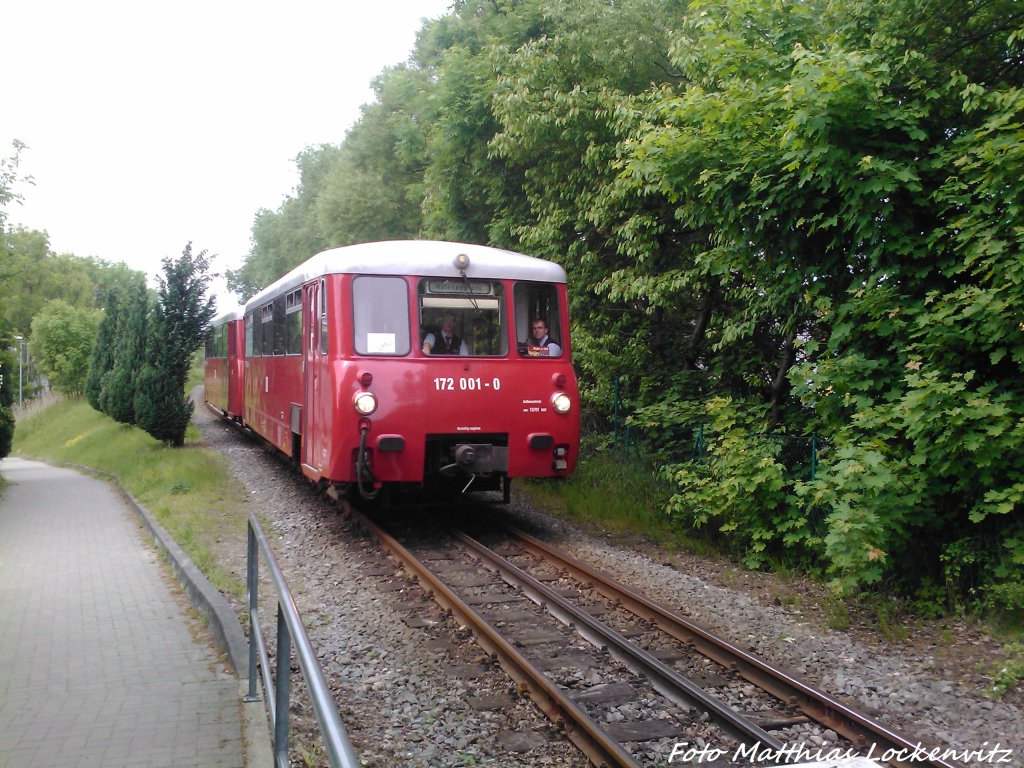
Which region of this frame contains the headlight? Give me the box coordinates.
[551,392,572,414]
[353,391,377,415]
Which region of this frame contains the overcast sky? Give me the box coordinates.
[3,0,453,302]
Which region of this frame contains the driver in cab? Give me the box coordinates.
[422,312,469,355]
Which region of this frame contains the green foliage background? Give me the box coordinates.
[224,0,1023,609]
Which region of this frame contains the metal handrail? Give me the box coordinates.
[245,514,360,768]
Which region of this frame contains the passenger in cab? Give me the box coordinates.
[527,317,561,356]
[422,312,468,355]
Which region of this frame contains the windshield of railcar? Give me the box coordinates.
[514,282,563,357]
[353,276,411,355]
[205,323,228,359]
[418,278,506,356]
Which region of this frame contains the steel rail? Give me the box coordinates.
[501,522,961,768]
[350,509,642,768]
[454,528,785,751]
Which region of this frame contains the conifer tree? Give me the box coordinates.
[134,243,216,446]
[85,290,120,412]
[103,278,148,424]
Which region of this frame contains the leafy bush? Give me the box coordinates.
[641,397,822,570]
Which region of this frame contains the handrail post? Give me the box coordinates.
[273,606,292,767]
[244,522,260,702]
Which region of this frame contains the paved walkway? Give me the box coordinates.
[0,457,245,768]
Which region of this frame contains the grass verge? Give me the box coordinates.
[11,396,249,600]
[515,445,716,556]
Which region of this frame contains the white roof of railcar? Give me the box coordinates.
[210,306,243,327]
[243,240,567,313]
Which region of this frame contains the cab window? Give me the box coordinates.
[418,278,506,356]
[514,283,563,357]
[353,276,410,355]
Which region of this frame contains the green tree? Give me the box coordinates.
[621,0,1024,601]
[226,145,338,301]
[0,228,52,336]
[28,300,102,396]
[316,68,431,246]
[418,2,543,246]
[0,405,11,458]
[0,347,13,409]
[102,277,148,424]
[85,290,121,411]
[0,140,30,237]
[134,244,216,446]
[0,346,14,459]
[1,229,144,340]
[486,0,726,418]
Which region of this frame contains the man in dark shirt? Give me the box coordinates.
[422,313,468,355]
[529,318,561,356]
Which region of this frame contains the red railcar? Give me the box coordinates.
[203,309,245,420]
[206,240,579,500]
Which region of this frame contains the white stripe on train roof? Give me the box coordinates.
[210,306,244,325]
[243,240,567,313]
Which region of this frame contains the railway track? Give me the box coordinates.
[350,505,960,768]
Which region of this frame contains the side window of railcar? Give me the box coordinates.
[205,325,227,358]
[273,297,287,355]
[245,313,255,356]
[514,283,563,357]
[352,276,410,355]
[285,289,302,355]
[260,304,274,356]
[418,278,506,356]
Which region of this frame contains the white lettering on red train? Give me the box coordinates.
[434,377,502,391]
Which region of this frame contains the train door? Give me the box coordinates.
[302,281,322,473]
[299,280,327,479]
[226,321,238,415]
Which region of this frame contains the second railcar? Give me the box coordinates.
[204,309,245,420]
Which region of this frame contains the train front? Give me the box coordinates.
[339,244,579,498]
